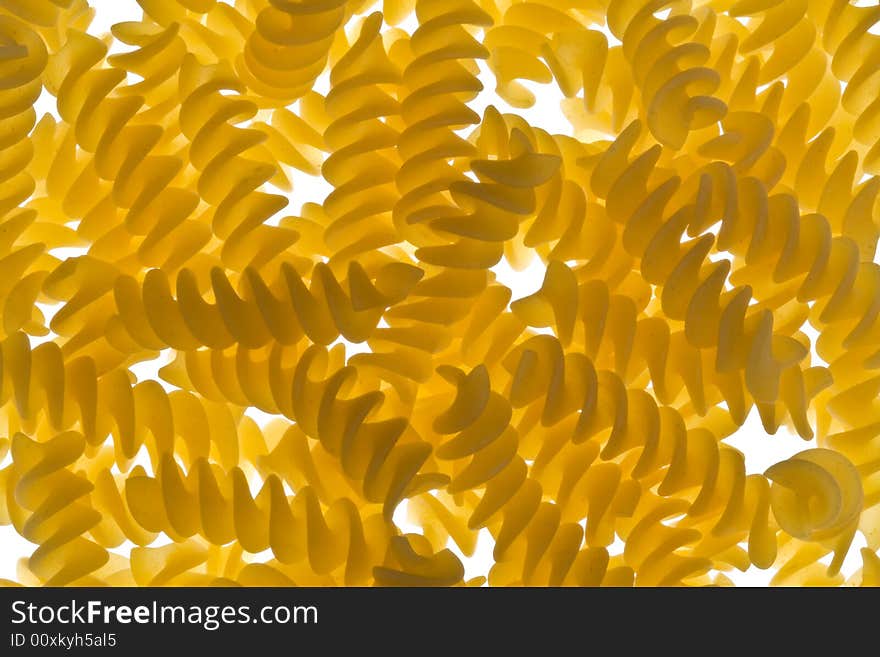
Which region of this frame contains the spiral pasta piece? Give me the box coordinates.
[6,431,107,585]
[0,332,265,472]
[320,13,404,263]
[393,0,496,261]
[1,0,878,589]
[238,0,349,102]
[124,456,393,585]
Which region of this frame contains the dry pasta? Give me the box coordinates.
[0,0,878,587]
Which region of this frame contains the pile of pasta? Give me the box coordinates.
[0,0,878,587]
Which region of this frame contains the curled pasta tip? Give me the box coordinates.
[766,449,863,549]
[860,548,880,587]
[373,535,465,586]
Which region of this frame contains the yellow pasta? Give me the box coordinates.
[0,0,878,588]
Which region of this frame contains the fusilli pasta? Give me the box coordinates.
[0,0,878,587]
